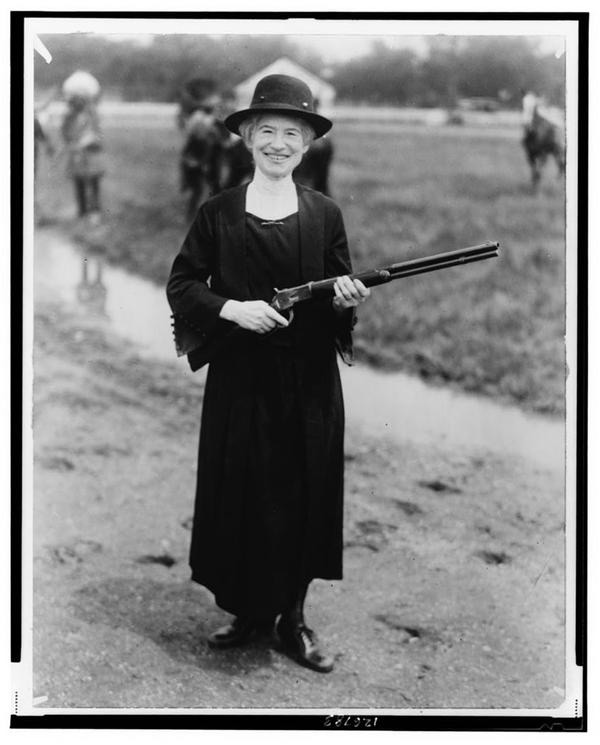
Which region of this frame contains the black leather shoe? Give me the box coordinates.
[276,618,335,673]
[207,617,257,649]
[207,615,276,649]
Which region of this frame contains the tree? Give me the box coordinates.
[34,32,565,108]
[332,42,421,105]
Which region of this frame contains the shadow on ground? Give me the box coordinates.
[71,577,275,675]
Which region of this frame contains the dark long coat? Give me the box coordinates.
[166,183,355,616]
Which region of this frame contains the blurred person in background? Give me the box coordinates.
[167,74,370,674]
[34,85,59,176]
[34,113,54,176]
[33,87,57,223]
[60,71,105,224]
[179,104,223,219]
[34,111,54,224]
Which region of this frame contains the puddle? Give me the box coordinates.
[341,365,564,470]
[33,228,565,471]
[35,229,178,365]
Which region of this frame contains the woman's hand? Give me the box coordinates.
[220,299,289,334]
[332,276,371,311]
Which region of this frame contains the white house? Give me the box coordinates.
[233,57,336,114]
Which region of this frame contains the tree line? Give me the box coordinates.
[34,33,565,108]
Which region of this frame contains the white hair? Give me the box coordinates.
[238,113,315,147]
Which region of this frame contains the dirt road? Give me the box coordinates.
[30,234,566,712]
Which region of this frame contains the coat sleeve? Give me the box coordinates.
[166,203,230,334]
[324,202,357,366]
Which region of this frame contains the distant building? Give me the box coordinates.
[234,57,336,114]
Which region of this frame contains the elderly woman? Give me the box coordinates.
[167,74,369,673]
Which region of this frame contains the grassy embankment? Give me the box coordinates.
[36,117,566,414]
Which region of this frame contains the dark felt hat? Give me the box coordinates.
[224,74,332,139]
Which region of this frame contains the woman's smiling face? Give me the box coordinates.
[250,115,310,181]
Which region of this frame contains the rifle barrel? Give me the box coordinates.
[309,242,499,296]
[384,241,499,277]
[381,250,499,283]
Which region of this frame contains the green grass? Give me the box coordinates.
[36,116,566,415]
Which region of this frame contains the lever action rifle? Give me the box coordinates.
[172,241,500,368]
[270,240,500,316]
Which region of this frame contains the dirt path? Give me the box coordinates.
[31,239,566,711]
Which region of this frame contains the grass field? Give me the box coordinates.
[35,114,567,415]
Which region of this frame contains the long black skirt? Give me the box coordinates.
[189,334,345,618]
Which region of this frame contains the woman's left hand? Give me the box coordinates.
[332,276,371,311]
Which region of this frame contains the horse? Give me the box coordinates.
[521,92,565,189]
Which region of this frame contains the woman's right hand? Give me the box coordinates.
[219,299,289,334]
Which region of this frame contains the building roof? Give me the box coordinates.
[234,57,335,105]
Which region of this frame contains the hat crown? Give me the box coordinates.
[224,73,332,138]
[250,74,315,114]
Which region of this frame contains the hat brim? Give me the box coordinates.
[225,104,332,139]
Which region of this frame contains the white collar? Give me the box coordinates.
[250,168,296,197]
[246,171,298,220]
